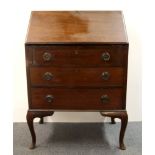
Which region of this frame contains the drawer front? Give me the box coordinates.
[30,88,123,110]
[30,67,124,87]
[32,45,125,67]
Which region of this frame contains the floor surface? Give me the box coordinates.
[13,122,142,155]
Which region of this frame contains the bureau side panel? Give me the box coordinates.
[25,45,33,109]
[122,44,129,109]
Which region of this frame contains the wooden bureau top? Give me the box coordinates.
[25,11,128,44]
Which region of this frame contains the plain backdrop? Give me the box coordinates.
[1,0,154,154]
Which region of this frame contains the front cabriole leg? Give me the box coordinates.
[26,110,54,149]
[100,111,128,150]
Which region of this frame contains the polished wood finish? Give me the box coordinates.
[30,67,124,87]
[31,88,123,110]
[25,11,129,150]
[26,11,128,44]
[31,45,126,67]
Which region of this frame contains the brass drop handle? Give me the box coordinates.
[43,72,53,80]
[102,52,110,61]
[101,95,110,104]
[102,72,110,80]
[45,95,54,103]
[43,52,52,61]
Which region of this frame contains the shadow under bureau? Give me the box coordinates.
[25,11,129,150]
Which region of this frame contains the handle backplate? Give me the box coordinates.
[102,52,110,61]
[43,72,53,80]
[101,94,110,104]
[102,72,110,80]
[45,95,54,103]
[43,52,52,61]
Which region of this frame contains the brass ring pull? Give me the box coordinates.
[102,72,110,80]
[102,52,110,61]
[101,95,110,104]
[43,72,53,80]
[45,95,54,103]
[43,52,52,61]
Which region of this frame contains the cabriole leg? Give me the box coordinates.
[39,117,44,124]
[111,117,116,124]
[26,111,36,149]
[26,110,54,149]
[100,111,128,150]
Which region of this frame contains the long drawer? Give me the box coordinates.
[30,67,124,87]
[31,45,126,67]
[30,88,123,110]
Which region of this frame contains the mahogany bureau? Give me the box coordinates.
[25,11,129,150]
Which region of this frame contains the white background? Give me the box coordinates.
[0,0,153,154]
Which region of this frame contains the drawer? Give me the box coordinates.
[30,88,123,110]
[31,45,126,67]
[30,67,124,87]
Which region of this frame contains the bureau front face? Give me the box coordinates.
[25,44,128,111]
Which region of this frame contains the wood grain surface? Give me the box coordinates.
[25,11,128,44]
[30,67,124,87]
[30,88,123,110]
